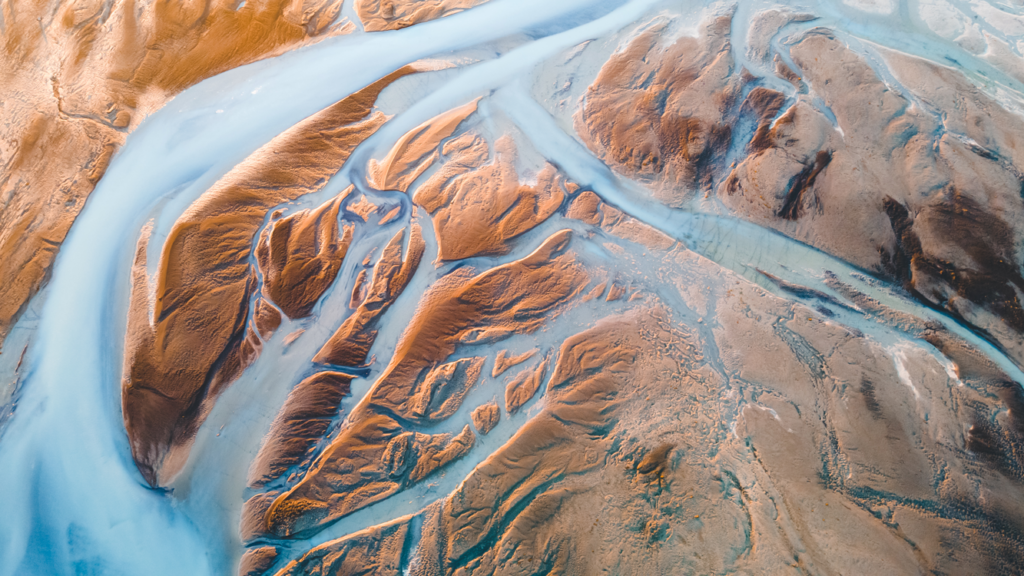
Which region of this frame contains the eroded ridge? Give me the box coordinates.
[576,15,742,205]
[245,229,589,540]
[256,191,355,320]
[265,231,1024,574]
[0,0,354,353]
[722,30,1024,364]
[312,223,426,367]
[367,99,480,193]
[354,0,490,32]
[241,110,1024,572]
[260,310,649,576]
[579,11,1024,367]
[248,371,355,488]
[121,66,420,486]
[413,134,575,260]
[10,2,1024,576]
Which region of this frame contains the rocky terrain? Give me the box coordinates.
[2,0,1024,575]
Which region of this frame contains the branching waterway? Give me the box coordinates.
[1,0,1022,574]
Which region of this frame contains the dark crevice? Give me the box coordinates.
[778,150,831,220]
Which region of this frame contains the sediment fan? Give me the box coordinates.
[1,0,1023,574]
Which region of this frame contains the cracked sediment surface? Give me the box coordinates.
[3,1,1024,575]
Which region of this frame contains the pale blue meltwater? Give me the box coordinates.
[0,0,1021,574]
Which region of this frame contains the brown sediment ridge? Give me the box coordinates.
[363,229,585,416]
[313,223,425,366]
[504,355,548,414]
[378,205,403,225]
[492,348,537,377]
[824,271,1024,456]
[413,134,574,260]
[575,15,743,205]
[248,230,589,539]
[349,269,369,308]
[258,242,1024,573]
[256,189,355,320]
[400,357,487,423]
[411,312,644,575]
[247,371,354,488]
[245,14,1024,570]
[239,546,278,576]
[260,311,644,576]
[273,516,410,576]
[0,0,353,353]
[718,29,1024,365]
[367,99,480,192]
[471,401,499,434]
[354,0,489,32]
[578,13,1024,366]
[742,86,787,154]
[253,413,475,539]
[121,66,420,486]
[426,250,1024,574]
[347,195,379,221]
[565,190,676,251]
[241,209,1024,574]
